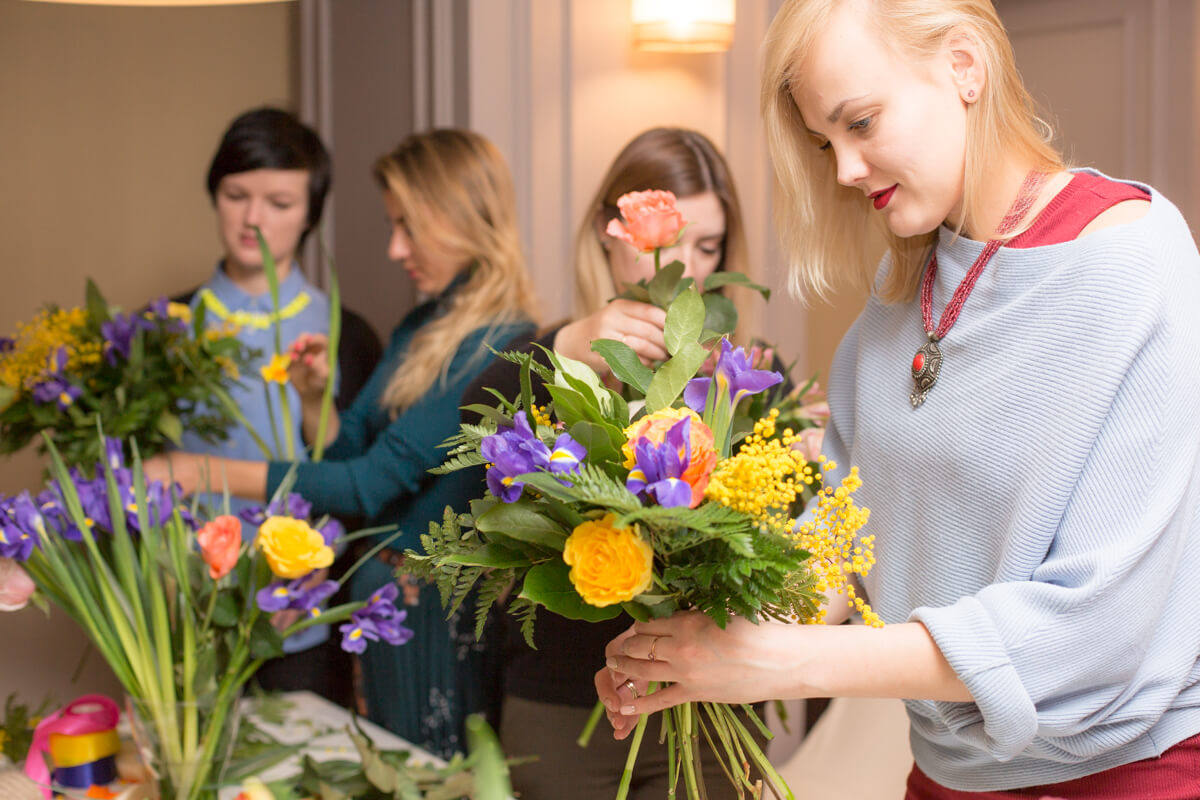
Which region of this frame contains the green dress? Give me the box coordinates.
[266,287,532,758]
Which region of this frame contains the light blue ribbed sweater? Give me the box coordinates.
[822,172,1200,790]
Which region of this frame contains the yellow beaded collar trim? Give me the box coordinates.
[197,288,312,330]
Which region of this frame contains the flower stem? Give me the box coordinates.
[614,682,658,800]
[577,700,605,748]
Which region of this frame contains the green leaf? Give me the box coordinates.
[519,561,623,622]
[663,286,706,356]
[702,292,739,338]
[154,409,183,445]
[0,384,15,414]
[85,278,111,323]
[441,543,531,569]
[703,271,771,300]
[475,498,569,550]
[466,715,513,800]
[249,616,285,660]
[568,420,622,465]
[211,591,239,627]
[590,339,653,394]
[647,260,686,308]
[645,341,709,413]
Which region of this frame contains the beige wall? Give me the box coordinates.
[0,0,296,701]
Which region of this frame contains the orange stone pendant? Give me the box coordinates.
[910,333,943,408]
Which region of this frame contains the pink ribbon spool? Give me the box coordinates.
[23,694,120,800]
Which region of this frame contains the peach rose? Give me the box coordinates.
[605,190,685,253]
[563,514,654,607]
[0,557,35,611]
[197,515,242,580]
[623,406,718,507]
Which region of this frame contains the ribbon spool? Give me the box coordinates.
[24,695,121,799]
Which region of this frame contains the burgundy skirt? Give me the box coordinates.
[905,732,1200,800]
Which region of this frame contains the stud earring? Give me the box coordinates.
[967,89,976,100]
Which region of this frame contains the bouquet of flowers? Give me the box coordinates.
[0,436,410,800]
[0,281,255,470]
[406,191,879,800]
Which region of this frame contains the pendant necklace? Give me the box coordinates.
[910,170,1047,407]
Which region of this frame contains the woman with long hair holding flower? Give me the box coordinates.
[146,128,539,758]
[460,127,765,800]
[598,1,1200,798]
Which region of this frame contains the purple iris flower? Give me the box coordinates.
[31,377,81,410]
[256,577,339,613]
[626,416,695,509]
[481,412,552,503]
[239,492,313,525]
[684,338,784,413]
[30,347,80,410]
[547,433,587,476]
[0,337,14,353]
[338,582,413,653]
[102,437,125,473]
[0,497,36,561]
[317,517,344,545]
[100,312,151,365]
[35,489,82,542]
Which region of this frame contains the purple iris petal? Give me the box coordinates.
[238,505,267,525]
[0,337,13,354]
[256,581,294,612]
[102,438,125,473]
[626,416,694,509]
[0,497,36,561]
[481,412,552,503]
[31,377,81,410]
[317,517,344,545]
[373,611,415,646]
[338,583,412,653]
[547,433,586,475]
[101,313,149,365]
[684,338,784,413]
[339,618,376,653]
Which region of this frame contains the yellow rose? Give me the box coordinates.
[562,514,654,607]
[255,516,333,579]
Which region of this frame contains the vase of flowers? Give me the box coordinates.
[1,437,410,800]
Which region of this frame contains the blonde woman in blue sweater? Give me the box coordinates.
[598,1,1200,797]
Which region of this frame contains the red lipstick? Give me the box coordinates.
[870,185,897,210]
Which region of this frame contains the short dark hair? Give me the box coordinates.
[205,107,332,244]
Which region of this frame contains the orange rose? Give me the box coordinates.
[605,190,685,253]
[623,407,717,507]
[196,515,242,580]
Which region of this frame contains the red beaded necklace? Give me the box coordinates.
[910,170,1047,407]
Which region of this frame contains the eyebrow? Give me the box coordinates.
[827,95,868,124]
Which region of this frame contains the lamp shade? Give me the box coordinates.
[631,0,736,53]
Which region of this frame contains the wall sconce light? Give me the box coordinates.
[21,0,292,5]
[631,0,736,53]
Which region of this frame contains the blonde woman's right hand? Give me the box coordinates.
[554,300,668,375]
[287,332,331,403]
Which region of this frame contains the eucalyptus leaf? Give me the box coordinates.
[552,351,610,414]
[155,410,183,445]
[645,341,709,413]
[568,420,622,465]
[590,339,652,394]
[520,561,623,622]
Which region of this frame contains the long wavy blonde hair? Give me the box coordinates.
[374,129,539,414]
[573,127,749,316]
[762,0,1063,303]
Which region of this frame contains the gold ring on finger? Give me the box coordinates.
[623,679,639,700]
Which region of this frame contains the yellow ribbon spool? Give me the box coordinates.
[47,729,121,768]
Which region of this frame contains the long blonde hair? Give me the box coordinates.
[762,0,1063,303]
[374,129,539,414]
[573,127,749,316]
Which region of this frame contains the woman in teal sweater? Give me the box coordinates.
[147,129,538,757]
